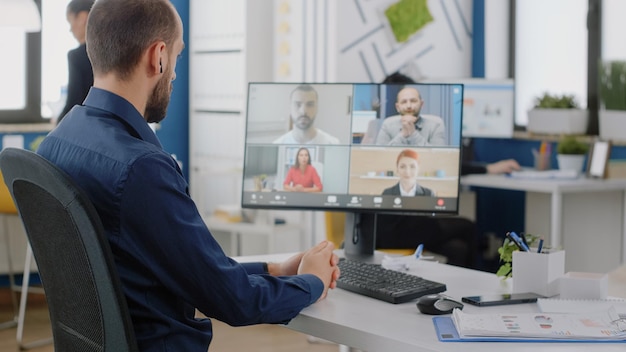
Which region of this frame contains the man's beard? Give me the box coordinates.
[294,115,313,130]
[145,72,172,124]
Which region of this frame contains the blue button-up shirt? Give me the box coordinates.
[37,88,323,351]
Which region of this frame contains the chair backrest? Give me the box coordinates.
[0,148,138,352]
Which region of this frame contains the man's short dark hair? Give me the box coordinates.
[291,84,318,100]
[67,0,95,14]
[383,72,415,84]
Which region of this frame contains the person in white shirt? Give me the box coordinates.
[273,85,340,144]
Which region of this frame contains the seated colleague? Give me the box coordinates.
[273,84,340,144]
[36,1,340,350]
[375,73,521,269]
[382,149,434,196]
[283,147,323,192]
[375,86,446,146]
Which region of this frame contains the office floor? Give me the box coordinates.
[0,289,339,352]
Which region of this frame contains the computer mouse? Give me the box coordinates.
[416,294,464,315]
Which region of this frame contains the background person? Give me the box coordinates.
[375,86,446,146]
[37,1,340,350]
[374,73,521,269]
[382,149,434,196]
[273,85,340,144]
[283,147,323,192]
[57,0,95,124]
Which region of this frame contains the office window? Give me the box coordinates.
[0,0,76,123]
[41,0,80,119]
[0,29,27,109]
[602,0,626,60]
[515,0,588,126]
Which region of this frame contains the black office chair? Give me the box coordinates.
[0,148,138,352]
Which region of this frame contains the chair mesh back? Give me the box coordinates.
[14,181,104,350]
[0,148,138,352]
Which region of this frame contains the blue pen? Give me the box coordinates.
[509,231,530,252]
[537,238,544,253]
[414,244,424,259]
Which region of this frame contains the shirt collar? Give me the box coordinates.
[399,183,417,196]
[83,87,162,149]
[415,114,424,129]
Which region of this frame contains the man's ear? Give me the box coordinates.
[149,41,167,76]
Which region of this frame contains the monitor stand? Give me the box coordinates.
[342,212,384,264]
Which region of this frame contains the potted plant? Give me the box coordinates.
[527,93,589,135]
[556,136,589,173]
[599,60,626,142]
[496,233,540,280]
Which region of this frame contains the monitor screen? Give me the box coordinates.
[242,82,464,260]
[422,78,514,138]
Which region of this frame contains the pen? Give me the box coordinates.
[505,232,524,251]
[509,231,530,252]
[519,232,529,249]
[414,243,424,259]
[537,238,544,253]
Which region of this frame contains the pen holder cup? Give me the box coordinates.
[512,250,565,297]
[534,153,552,170]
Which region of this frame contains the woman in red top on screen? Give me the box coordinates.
[283,147,323,192]
[382,149,434,196]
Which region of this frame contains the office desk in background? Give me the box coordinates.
[462,174,626,273]
[206,216,306,256]
[235,252,626,352]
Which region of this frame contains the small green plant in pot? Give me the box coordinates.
[534,93,579,109]
[556,136,589,155]
[556,136,589,173]
[527,93,588,135]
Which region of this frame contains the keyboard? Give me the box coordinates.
[336,258,447,304]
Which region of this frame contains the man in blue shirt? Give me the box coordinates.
[37,0,340,351]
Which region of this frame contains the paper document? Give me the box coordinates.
[538,298,626,317]
[451,307,626,340]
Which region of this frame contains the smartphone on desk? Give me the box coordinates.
[461,292,543,307]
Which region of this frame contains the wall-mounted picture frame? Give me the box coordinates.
[587,139,612,179]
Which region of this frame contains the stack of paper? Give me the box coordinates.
[433,307,626,342]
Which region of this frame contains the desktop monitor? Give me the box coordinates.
[422,78,514,138]
[241,82,464,261]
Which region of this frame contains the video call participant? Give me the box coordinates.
[283,147,323,192]
[273,85,340,144]
[382,149,434,196]
[57,0,95,124]
[375,86,446,146]
[37,1,340,350]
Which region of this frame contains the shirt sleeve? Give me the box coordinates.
[308,165,323,191]
[283,167,294,186]
[122,153,323,326]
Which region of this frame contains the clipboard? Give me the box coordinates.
[432,317,626,343]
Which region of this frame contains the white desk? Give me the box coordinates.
[461,174,626,272]
[235,252,626,352]
[206,216,305,256]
